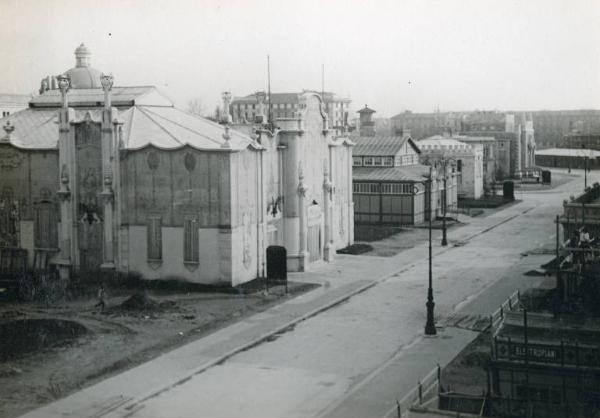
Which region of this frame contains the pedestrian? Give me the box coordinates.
[571,231,580,263]
[580,228,591,263]
[94,284,106,312]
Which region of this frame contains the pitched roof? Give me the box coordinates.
[121,106,258,151]
[29,86,170,108]
[353,135,420,156]
[0,106,259,152]
[357,105,376,114]
[353,165,431,182]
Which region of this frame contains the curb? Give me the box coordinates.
[105,279,380,417]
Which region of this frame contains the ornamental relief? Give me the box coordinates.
[0,150,24,171]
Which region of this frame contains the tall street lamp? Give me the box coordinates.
[416,166,437,335]
[438,157,455,247]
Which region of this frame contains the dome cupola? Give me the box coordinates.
[64,43,102,89]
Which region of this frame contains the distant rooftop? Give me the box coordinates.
[232,91,350,104]
[353,165,430,182]
[353,135,419,156]
[535,148,600,158]
[417,136,473,151]
[0,94,31,105]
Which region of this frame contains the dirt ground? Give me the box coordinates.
[0,280,317,418]
[441,331,491,396]
[353,215,475,258]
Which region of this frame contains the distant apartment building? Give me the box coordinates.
[390,110,462,140]
[561,132,600,150]
[231,91,351,134]
[418,135,484,199]
[0,94,30,118]
[530,109,600,149]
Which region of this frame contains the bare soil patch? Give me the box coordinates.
[0,279,317,418]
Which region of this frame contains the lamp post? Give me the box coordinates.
[424,166,436,335]
[585,155,588,190]
[438,157,455,247]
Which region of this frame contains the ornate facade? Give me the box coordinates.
[0,45,354,285]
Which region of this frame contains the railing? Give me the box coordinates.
[384,364,440,418]
[489,290,521,332]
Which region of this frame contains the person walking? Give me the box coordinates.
[94,285,106,312]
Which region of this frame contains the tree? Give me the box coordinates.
[186,98,205,117]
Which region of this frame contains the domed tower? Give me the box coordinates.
[63,43,103,89]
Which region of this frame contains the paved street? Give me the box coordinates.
[20,169,594,418]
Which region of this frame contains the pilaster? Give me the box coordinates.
[322,161,334,262]
[56,75,73,279]
[296,163,309,271]
[100,74,116,270]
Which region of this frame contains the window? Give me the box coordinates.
[147,216,162,261]
[373,157,383,166]
[183,216,199,264]
[353,156,362,166]
[457,160,462,173]
[353,183,380,194]
[363,156,374,166]
[383,156,394,166]
[380,183,413,195]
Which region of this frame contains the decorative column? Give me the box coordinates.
[100,74,115,270]
[297,162,309,270]
[56,75,73,279]
[323,161,334,262]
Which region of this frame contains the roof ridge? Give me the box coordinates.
[124,107,135,149]
[135,106,185,146]
[138,106,223,147]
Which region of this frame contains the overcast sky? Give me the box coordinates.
[1,0,599,117]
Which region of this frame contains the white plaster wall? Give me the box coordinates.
[230,224,259,287]
[125,225,225,284]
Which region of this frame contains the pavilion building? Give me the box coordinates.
[0,44,354,285]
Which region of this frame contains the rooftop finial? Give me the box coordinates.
[2,120,15,142]
[57,74,71,108]
[101,73,114,108]
[75,43,91,68]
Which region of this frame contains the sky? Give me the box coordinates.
[0,0,599,117]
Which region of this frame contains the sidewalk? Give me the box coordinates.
[19,199,533,418]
